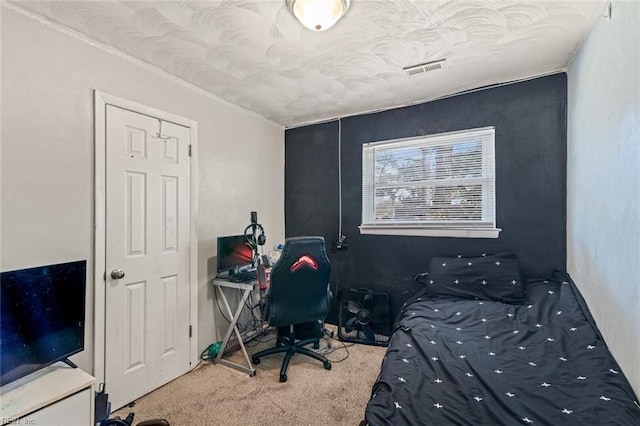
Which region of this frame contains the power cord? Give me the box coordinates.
[315,330,354,363]
[245,327,277,348]
[213,287,232,324]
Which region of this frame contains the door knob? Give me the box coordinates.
[111,269,126,280]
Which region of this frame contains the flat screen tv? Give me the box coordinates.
[0,260,86,386]
[217,235,253,274]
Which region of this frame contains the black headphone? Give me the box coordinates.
[244,212,266,267]
[244,222,266,249]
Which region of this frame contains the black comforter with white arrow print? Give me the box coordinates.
[364,273,640,425]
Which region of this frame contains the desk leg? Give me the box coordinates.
[213,286,256,376]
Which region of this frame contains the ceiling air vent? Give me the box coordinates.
[403,59,446,77]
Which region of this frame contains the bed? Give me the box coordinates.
[363,254,640,425]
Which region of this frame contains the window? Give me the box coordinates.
[360,127,500,238]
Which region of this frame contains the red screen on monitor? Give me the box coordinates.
[217,235,253,273]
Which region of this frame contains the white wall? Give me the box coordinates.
[567,1,639,395]
[0,6,284,375]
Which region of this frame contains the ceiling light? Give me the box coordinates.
[287,0,351,31]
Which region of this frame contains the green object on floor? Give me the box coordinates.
[200,342,222,361]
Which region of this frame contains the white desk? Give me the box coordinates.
[211,278,257,376]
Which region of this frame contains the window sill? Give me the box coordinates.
[358,225,501,238]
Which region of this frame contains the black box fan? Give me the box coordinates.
[338,288,391,346]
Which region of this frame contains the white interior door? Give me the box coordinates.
[105,105,191,409]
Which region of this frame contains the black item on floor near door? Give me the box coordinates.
[99,412,169,426]
[95,385,111,424]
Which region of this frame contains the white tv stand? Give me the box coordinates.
[0,362,95,426]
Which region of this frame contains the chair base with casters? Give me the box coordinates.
[276,320,332,350]
[251,324,331,382]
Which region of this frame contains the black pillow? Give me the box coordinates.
[421,253,526,303]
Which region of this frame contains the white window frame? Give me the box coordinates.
[359,126,501,238]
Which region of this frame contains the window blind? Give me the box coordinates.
[362,127,496,230]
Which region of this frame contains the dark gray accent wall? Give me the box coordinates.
[285,73,567,323]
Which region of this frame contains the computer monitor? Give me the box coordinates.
[217,235,253,274]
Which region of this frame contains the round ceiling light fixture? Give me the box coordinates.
[287,0,351,31]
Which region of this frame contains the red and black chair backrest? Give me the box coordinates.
[264,236,331,327]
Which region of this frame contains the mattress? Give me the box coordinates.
[364,273,640,425]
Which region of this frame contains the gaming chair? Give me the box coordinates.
[251,236,332,382]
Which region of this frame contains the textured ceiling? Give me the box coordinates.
[9,1,605,127]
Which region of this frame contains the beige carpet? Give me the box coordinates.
[113,329,386,425]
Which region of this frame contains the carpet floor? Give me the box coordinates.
[113,329,386,426]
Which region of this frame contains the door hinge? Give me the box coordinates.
[188,145,192,157]
[189,325,192,338]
